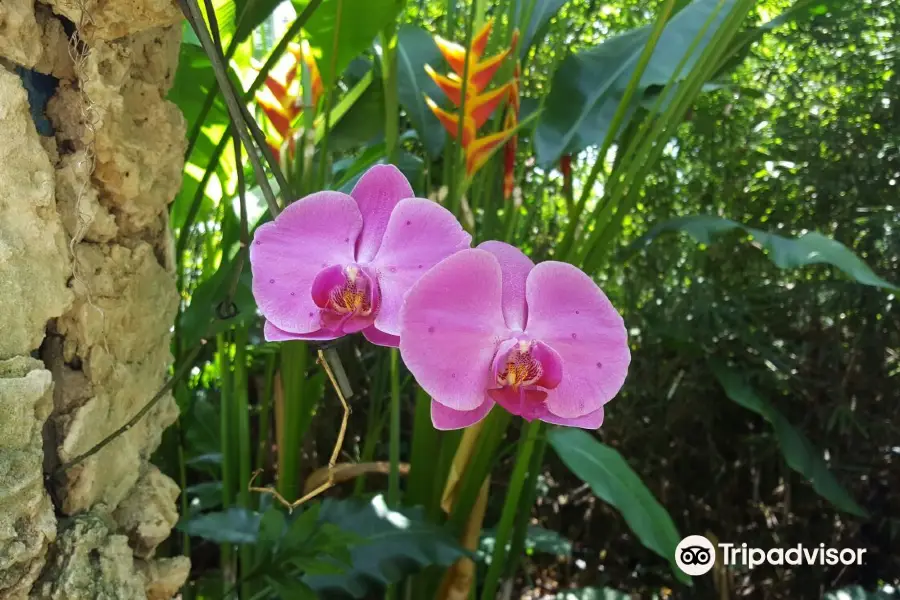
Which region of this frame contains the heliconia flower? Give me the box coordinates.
[424,21,519,176]
[560,154,572,197]
[399,241,630,429]
[254,40,323,154]
[250,165,471,348]
[502,62,520,200]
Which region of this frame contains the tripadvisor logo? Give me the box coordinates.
[675,535,868,576]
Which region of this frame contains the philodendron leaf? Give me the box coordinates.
[622,215,898,291]
[304,494,468,598]
[478,525,572,562]
[396,25,448,158]
[535,0,741,164]
[176,507,261,544]
[711,363,868,517]
[548,428,688,584]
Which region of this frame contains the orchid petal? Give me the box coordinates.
[524,262,630,418]
[399,249,508,411]
[362,326,400,348]
[350,165,415,262]
[432,397,494,430]
[264,321,339,342]
[542,406,605,429]
[250,192,360,334]
[371,199,471,335]
[477,241,532,331]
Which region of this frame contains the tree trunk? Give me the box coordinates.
[0,1,188,598]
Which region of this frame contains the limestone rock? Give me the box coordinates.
[136,557,190,600]
[29,512,146,600]
[51,242,179,513]
[0,358,57,600]
[40,0,181,42]
[0,0,43,68]
[0,67,72,360]
[112,464,181,558]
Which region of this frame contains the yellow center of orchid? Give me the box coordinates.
[497,341,543,389]
[328,267,372,316]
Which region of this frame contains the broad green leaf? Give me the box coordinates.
[548,428,688,584]
[396,25,447,158]
[233,0,286,44]
[300,0,403,87]
[176,507,261,544]
[711,364,868,517]
[554,588,632,600]
[623,215,898,291]
[266,574,318,599]
[303,495,468,598]
[535,0,742,165]
[178,259,257,349]
[327,81,386,152]
[517,0,570,57]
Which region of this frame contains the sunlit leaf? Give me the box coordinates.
[554,588,632,600]
[711,363,868,517]
[176,507,261,544]
[548,428,688,584]
[517,0,570,57]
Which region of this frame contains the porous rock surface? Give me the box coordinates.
[0,0,188,597]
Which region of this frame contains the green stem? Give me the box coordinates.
[216,332,235,594]
[505,431,548,579]
[381,10,401,164]
[318,0,344,188]
[232,327,253,599]
[405,386,437,508]
[278,341,309,502]
[388,349,402,506]
[480,419,541,599]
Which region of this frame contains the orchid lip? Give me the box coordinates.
[487,337,564,419]
[311,264,380,334]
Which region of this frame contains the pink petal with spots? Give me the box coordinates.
[362,326,400,348]
[370,198,472,335]
[351,165,415,262]
[399,249,508,411]
[264,321,339,342]
[524,261,630,418]
[431,397,494,430]
[477,241,534,331]
[250,191,360,333]
[542,406,605,429]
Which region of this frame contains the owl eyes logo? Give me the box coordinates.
[675,535,716,576]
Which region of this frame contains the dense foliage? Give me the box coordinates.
[151,0,900,598]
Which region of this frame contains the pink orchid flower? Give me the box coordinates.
[399,241,630,429]
[250,165,471,347]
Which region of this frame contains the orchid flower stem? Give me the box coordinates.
[388,349,402,507]
[480,419,541,600]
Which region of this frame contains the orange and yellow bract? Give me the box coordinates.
[424,20,520,182]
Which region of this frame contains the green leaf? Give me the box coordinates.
[623,215,898,291]
[266,574,318,599]
[176,507,261,544]
[303,494,468,598]
[300,0,403,87]
[535,0,740,165]
[517,0,570,58]
[178,258,257,350]
[396,25,447,158]
[233,0,285,44]
[548,428,688,584]
[326,80,386,152]
[711,363,868,517]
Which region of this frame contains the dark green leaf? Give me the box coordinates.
[176,507,261,544]
[233,0,285,44]
[327,81,386,152]
[179,259,258,350]
[711,363,868,517]
[535,0,741,164]
[300,0,403,87]
[622,215,898,291]
[303,495,468,598]
[266,574,318,600]
[396,25,448,158]
[548,428,688,584]
[479,525,572,562]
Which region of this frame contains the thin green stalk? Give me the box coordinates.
[480,419,541,599]
[388,349,402,506]
[558,0,678,261]
[505,431,548,578]
[381,4,402,164]
[278,341,309,502]
[255,352,277,476]
[448,0,477,216]
[216,332,235,594]
[353,354,389,496]
[233,327,253,600]
[318,0,344,187]
[406,386,438,507]
[447,409,511,534]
